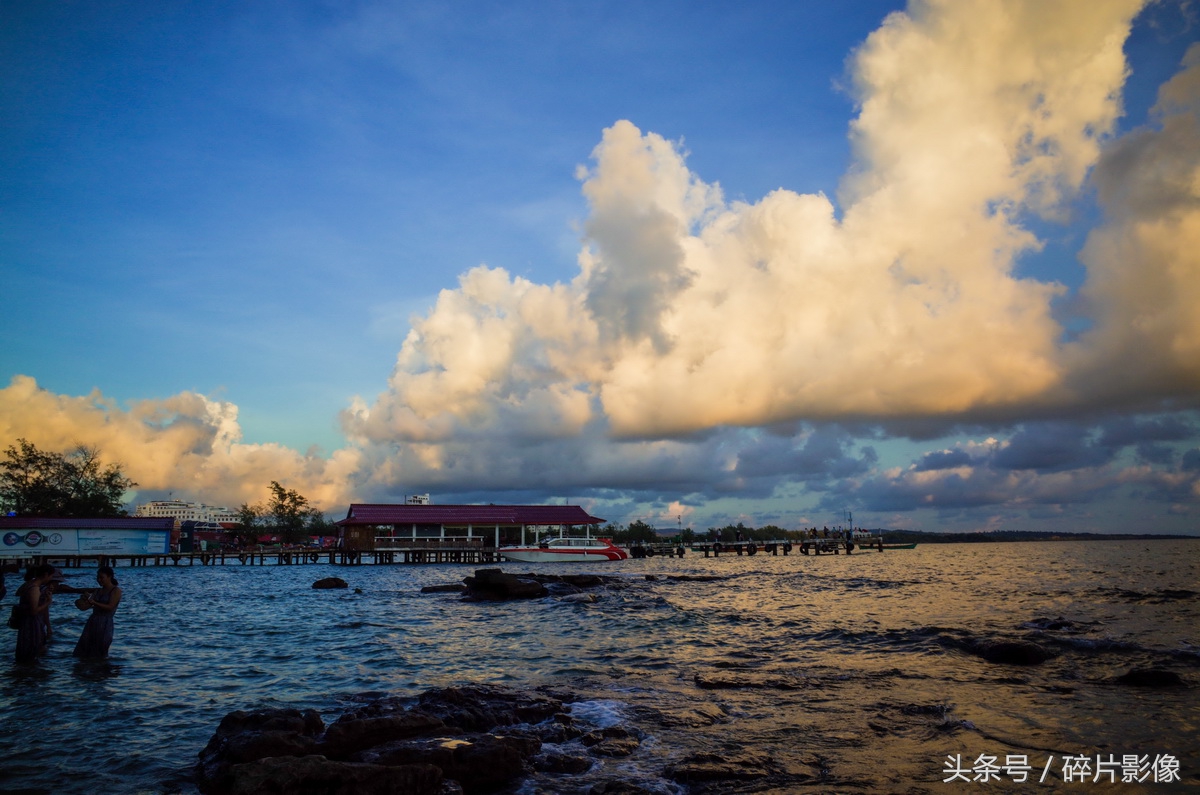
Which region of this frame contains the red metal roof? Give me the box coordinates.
[0,517,175,531]
[337,504,604,527]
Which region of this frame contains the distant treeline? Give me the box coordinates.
[876,529,1200,544]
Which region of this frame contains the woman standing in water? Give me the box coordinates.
[14,564,53,663]
[73,566,121,658]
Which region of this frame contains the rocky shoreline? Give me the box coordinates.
[192,568,1191,793]
[195,682,790,794]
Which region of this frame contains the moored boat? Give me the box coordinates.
[498,536,629,563]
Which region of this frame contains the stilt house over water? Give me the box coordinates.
[336,503,606,551]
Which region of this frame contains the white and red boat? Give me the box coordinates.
[498,536,629,563]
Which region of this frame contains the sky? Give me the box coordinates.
[2,0,1199,534]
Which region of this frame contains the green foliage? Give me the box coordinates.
[226,502,262,546]
[0,438,135,517]
[266,481,312,545]
[607,519,660,544]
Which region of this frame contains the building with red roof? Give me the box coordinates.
[335,503,605,550]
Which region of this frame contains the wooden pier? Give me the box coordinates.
[5,536,896,571]
[2,544,504,570]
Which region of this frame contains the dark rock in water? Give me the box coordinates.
[557,574,604,589]
[972,640,1052,665]
[417,684,564,731]
[897,703,953,719]
[224,755,442,795]
[665,750,779,783]
[461,569,547,601]
[643,703,728,728]
[195,707,326,793]
[322,713,449,758]
[693,671,810,690]
[421,583,467,594]
[589,781,658,794]
[581,726,641,757]
[312,577,349,589]
[196,684,597,795]
[534,748,594,774]
[1115,668,1187,688]
[357,734,540,794]
[543,581,584,597]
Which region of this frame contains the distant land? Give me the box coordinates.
[877,530,1200,544]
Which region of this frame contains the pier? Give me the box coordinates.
[2,543,504,571]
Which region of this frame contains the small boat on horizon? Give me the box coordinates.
[498,536,630,563]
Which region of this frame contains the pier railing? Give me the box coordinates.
[1,545,504,569]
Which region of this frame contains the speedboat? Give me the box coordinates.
[498,536,629,563]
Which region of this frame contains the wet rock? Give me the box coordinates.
[556,574,604,589]
[1115,668,1187,688]
[693,671,810,690]
[225,755,442,795]
[417,684,565,731]
[644,703,728,728]
[589,782,658,794]
[581,726,642,758]
[534,749,594,774]
[421,584,468,594]
[357,734,540,794]
[462,569,547,601]
[972,640,1052,665]
[559,592,598,604]
[196,707,325,793]
[1024,616,1079,631]
[321,713,449,758]
[198,685,580,795]
[543,581,584,597]
[665,750,779,783]
[312,577,349,589]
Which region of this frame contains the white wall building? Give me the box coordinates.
[134,500,237,524]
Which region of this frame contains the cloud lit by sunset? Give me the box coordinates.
[2,0,1197,532]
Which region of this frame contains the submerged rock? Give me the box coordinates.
[971,640,1052,665]
[665,750,780,783]
[693,671,812,690]
[581,726,642,758]
[421,584,467,594]
[1115,668,1188,688]
[461,569,547,601]
[534,748,594,774]
[312,577,349,590]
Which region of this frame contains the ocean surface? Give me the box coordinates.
[1,539,1197,794]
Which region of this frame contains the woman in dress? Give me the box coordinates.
[15,564,53,663]
[73,566,122,658]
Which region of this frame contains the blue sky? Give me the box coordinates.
[2,0,1199,533]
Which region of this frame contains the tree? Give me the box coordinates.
[610,520,659,545]
[306,511,337,538]
[229,502,262,547]
[266,481,312,545]
[0,439,135,517]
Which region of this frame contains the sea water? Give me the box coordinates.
[1,539,1196,793]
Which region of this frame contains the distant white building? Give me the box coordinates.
[405,494,431,505]
[135,500,237,524]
